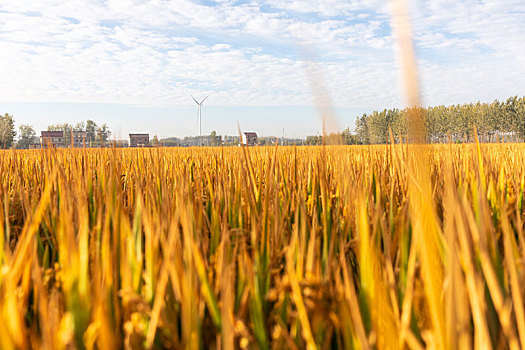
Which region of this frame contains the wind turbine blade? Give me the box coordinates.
[191,95,199,105]
[200,96,208,104]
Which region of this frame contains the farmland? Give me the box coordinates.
[1,144,525,349]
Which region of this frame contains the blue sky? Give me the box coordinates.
[0,0,524,139]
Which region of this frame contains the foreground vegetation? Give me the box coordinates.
[1,144,525,349]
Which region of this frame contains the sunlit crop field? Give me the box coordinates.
[1,144,525,349]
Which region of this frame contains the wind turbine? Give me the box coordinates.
[191,95,208,144]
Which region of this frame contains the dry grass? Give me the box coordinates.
[0,143,524,349]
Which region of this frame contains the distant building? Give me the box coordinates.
[41,131,64,147]
[129,133,149,147]
[41,131,87,148]
[72,131,87,148]
[243,132,258,146]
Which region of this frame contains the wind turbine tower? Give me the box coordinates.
[191,95,208,142]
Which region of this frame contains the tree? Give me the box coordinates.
[209,130,221,146]
[86,120,97,145]
[355,114,370,144]
[47,123,67,131]
[0,113,16,149]
[97,124,110,146]
[17,124,36,149]
[305,135,322,145]
[74,121,86,132]
[152,135,159,146]
[341,127,359,145]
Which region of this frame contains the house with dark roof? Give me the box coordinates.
[243,132,258,146]
[129,133,149,147]
[41,131,64,147]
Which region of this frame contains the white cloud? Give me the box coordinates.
[265,0,388,17]
[404,0,525,105]
[0,0,523,114]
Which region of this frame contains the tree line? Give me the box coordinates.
[305,128,360,145]
[354,96,525,144]
[0,114,111,149]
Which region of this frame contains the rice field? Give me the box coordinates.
[1,143,525,349]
